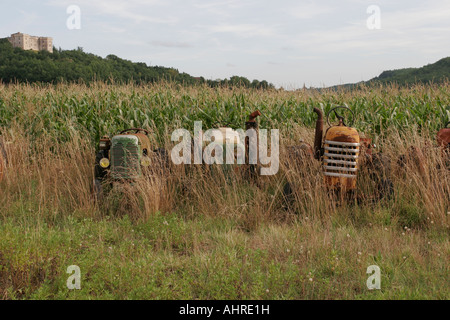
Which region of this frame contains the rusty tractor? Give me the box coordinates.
[437,121,450,161]
[397,120,450,174]
[93,128,169,200]
[174,110,263,198]
[188,110,262,177]
[283,106,393,206]
[438,121,450,170]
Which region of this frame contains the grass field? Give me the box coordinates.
[0,81,449,299]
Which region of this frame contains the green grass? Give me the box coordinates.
[1,199,448,300]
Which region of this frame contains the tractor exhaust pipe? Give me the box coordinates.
[245,110,261,178]
[313,107,324,160]
[247,110,262,124]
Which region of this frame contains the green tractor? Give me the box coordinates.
[93,128,168,200]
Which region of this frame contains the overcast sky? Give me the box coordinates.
[1,0,450,88]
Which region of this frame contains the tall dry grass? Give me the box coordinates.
[0,121,448,231]
[0,81,448,227]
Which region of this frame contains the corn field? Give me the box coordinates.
[0,81,449,145]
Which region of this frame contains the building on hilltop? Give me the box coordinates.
[8,32,53,53]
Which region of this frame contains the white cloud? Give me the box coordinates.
[151,40,193,48]
[286,1,334,19]
[46,0,176,24]
[284,0,450,55]
[207,23,279,38]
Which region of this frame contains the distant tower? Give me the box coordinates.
[8,32,53,53]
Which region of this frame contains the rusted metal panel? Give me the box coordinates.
[246,110,261,124]
[437,124,450,149]
[132,133,152,154]
[110,135,141,180]
[323,125,360,191]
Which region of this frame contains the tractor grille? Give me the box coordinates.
[111,136,141,180]
[323,140,360,178]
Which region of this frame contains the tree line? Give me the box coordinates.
[0,39,274,89]
[371,57,450,85]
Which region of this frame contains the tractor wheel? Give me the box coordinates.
[368,153,394,201]
[376,178,394,201]
[369,153,392,179]
[93,178,104,202]
[153,148,170,171]
[282,181,296,211]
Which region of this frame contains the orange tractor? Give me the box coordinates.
[397,120,450,174]
[437,121,450,157]
[283,106,393,205]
